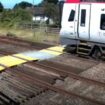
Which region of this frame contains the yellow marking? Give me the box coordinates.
[0,46,64,72]
[0,66,5,71]
[13,54,36,61]
[47,46,64,53]
[0,56,26,67]
[40,49,62,56]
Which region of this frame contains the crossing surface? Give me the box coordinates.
[0,46,65,71]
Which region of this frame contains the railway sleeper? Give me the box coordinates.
[3,71,45,94]
[5,70,50,103]
[1,72,48,104]
[0,92,20,105]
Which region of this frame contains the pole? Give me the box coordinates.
[32,0,35,37]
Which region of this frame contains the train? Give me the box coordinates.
[59,0,105,58]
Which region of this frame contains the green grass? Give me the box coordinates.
[0,27,59,45]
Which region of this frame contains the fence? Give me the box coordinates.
[18,23,60,34]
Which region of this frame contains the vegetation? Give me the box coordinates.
[0,27,59,44]
[0,1,59,43]
[0,2,3,12]
[44,0,58,4]
[0,9,32,28]
[0,2,32,28]
[0,0,60,28]
[44,3,59,25]
[39,0,59,26]
[14,1,33,9]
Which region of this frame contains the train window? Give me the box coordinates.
[80,9,86,27]
[100,14,105,30]
[68,10,75,21]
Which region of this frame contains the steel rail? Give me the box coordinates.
[11,69,105,105]
[0,36,51,50]
[34,62,105,87]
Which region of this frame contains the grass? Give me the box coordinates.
[0,27,60,45]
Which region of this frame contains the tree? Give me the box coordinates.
[42,0,59,26]
[44,2,59,24]
[44,0,58,4]
[14,1,33,9]
[0,2,4,12]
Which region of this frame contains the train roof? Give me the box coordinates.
[66,0,105,3]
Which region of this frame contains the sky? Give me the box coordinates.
[0,0,43,8]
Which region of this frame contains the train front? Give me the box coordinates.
[59,0,80,45]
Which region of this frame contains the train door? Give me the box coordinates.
[90,4,105,43]
[78,4,91,40]
[60,4,79,38]
[98,10,105,42]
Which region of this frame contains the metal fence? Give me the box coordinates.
[18,23,60,34]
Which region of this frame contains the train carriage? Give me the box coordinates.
[59,0,105,58]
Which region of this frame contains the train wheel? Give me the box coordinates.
[92,48,102,60]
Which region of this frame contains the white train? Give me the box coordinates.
[59,0,105,58]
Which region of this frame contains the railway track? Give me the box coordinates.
[0,92,19,105]
[33,61,105,86]
[1,63,105,105]
[0,36,104,104]
[0,36,52,50]
[0,61,105,105]
[27,62,105,104]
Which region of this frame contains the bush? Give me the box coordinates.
[0,8,32,28]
